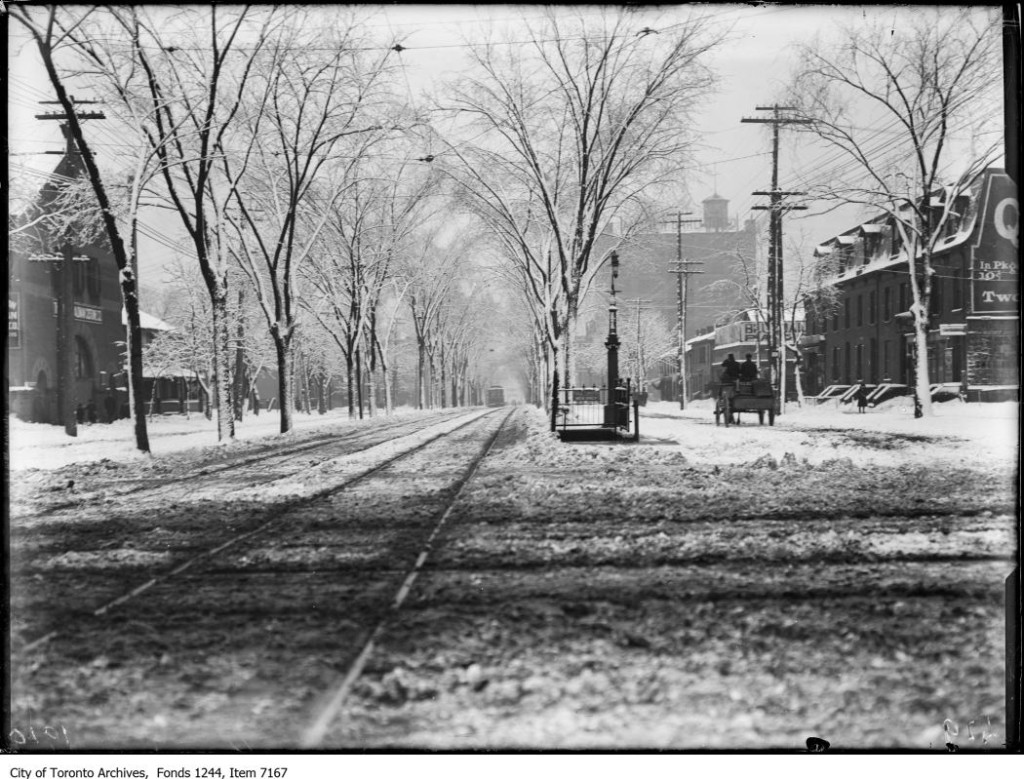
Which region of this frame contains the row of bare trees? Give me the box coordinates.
[12,5,496,449]
[434,7,725,411]
[13,4,1002,443]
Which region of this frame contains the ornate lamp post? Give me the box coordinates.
[604,251,621,427]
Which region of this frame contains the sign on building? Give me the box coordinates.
[971,172,1019,314]
[9,293,20,349]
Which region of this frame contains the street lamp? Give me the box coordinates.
[605,251,621,427]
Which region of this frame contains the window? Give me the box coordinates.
[857,295,863,327]
[899,282,908,313]
[844,299,850,329]
[844,343,851,384]
[86,257,101,304]
[832,311,839,332]
[868,291,877,324]
[75,336,93,379]
[73,259,87,298]
[855,343,863,381]
[883,340,892,381]
[930,278,943,317]
[952,274,963,310]
[832,346,840,381]
[891,228,903,256]
[869,338,878,383]
[883,287,892,321]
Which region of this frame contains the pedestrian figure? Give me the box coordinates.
[104,393,116,423]
[854,380,869,413]
[86,400,97,424]
[720,353,740,382]
[75,404,85,424]
[739,354,759,381]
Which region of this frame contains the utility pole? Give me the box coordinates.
[664,211,703,409]
[34,97,106,437]
[742,105,810,413]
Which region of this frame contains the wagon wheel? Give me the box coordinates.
[758,409,765,425]
[723,396,732,427]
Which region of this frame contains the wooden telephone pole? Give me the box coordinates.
[33,97,106,437]
[741,105,809,413]
[665,212,703,409]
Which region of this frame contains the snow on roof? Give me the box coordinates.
[858,224,884,234]
[122,310,174,331]
[835,235,857,245]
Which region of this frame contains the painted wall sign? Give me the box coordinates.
[972,172,1019,314]
[9,293,20,349]
[51,300,104,323]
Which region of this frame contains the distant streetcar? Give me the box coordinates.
[485,385,506,407]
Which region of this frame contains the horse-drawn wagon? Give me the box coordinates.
[712,379,778,426]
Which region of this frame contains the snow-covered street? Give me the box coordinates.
[6,400,1018,750]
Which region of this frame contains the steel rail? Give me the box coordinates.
[10,411,470,522]
[14,408,503,654]
[299,408,514,749]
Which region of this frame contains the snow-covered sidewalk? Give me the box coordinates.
[635,398,1018,468]
[7,406,429,472]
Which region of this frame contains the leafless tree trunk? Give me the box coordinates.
[12,4,153,452]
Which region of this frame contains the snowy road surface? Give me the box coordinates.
[6,400,1018,750]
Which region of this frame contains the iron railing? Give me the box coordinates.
[554,383,632,431]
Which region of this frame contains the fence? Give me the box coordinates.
[553,382,637,440]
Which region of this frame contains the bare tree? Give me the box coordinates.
[11,4,152,452]
[784,7,1003,416]
[301,155,439,417]
[147,257,217,418]
[437,8,723,408]
[76,5,288,441]
[224,12,410,433]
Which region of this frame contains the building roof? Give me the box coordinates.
[122,310,174,332]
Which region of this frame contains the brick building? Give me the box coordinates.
[8,139,128,424]
[799,168,1018,402]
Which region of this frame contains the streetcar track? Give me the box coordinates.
[299,408,513,749]
[13,409,504,654]
[9,412,469,522]
[7,409,464,520]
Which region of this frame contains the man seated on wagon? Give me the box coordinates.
[739,354,759,381]
[720,354,740,383]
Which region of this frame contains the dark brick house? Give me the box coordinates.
[8,141,127,424]
[800,168,1018,402]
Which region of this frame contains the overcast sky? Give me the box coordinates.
[8,4,1005,288]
